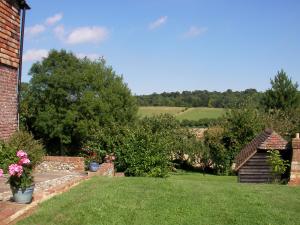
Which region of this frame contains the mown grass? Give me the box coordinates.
[19,173,300,225]
[138,106,225,121]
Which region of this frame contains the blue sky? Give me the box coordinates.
[23,0,300,95]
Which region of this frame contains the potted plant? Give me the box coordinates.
[81,145,104,172]
[0,150,34,204]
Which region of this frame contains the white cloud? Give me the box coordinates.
[54,25,65,40]
[65,26,109,44]
[23,49,49,62]
[76,53,103,61]
[45,13,63,26]
[184,26,207,38]
[149,16,168,30]
[25,24,46,37]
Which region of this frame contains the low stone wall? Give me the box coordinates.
[88,163,115,177]
[35,156,85,173]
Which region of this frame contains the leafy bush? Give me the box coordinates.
[180,118,221,128]
[267,150,290,182]
[8,131,44,168]
[204,127,228,174]
[117,115,181,177]
[0,141,17,173]
[81,114,208,177]
[204,106,264,175]
[0,131,44,173]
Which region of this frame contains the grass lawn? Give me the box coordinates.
[138,106,226,121]
[19,173,300,225]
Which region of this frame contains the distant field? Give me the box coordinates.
[176,107,225,120]
[138,106,226,121]
[138,107,186,117]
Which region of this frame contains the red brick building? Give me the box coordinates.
[0,0,29,140]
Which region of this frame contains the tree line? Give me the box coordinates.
[137,89,262,108]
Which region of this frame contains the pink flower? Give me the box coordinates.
[8,164,23,177]
[0,169,3,177]
[17,150,28,159]
[18,158,30,165]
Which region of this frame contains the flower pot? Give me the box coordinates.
[89,162,100,172]
[11,186,34,204]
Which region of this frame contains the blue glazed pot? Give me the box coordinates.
[89,162,100,172]
[12,186,34,204]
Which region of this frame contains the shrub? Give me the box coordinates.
[267,150,290,182]
[7,131,44,168]
[0,141,17,173]
[180,118,221,128]
[204,106,264,175]
[116,115,181,177]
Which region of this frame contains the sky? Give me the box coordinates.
[22,0,300,95]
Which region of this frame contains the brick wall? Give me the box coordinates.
[0,0,21,68]
[289,134,300,186]
[0,64,18,140]
[0,0,21,140]
[35,156,85,173]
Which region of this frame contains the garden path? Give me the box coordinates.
[0,171,87,224]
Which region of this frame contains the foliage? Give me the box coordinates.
[204,127,228,174]
[117,115,180,177]
[7,131,44,168]
[204,106,264,175]
[22,50,137,155]
[267,150,290,181]
[81,114,204,177]
[18,174,300,225]
[262,70,299,112]
[222,107,264,160]
[80,145,106,169]
[0,141,17,173]
[137,89,262,108]
[180,118,221,127]
[0,131,44,173]
[263,109,300,141]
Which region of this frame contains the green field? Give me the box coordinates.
[19,173,300,225]
[138,106,225,120]
[138,106,186,117]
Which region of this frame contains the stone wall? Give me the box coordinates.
[35,156,85,173]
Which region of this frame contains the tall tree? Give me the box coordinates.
[23,50,137,155]
[262,70,299,111]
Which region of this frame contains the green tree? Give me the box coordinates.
[204,105,264,175]
[262,70,299,111]
[24,50,137,155]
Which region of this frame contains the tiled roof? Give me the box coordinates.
[234,129,288,171]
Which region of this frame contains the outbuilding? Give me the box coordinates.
[234,129,288,183]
